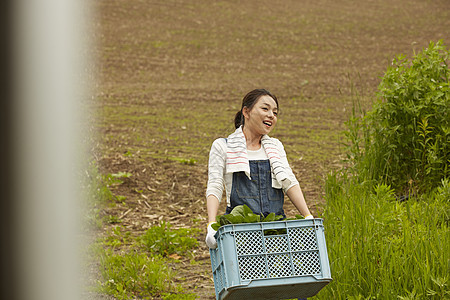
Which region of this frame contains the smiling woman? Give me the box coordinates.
[205,88,313,250]
[242,94,278,147]
[233,89,279,133]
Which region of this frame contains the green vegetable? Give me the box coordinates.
[285,214,307,221]
[210,205,285,231]
[261,212,284,222]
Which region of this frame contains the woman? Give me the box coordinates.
[205,89,313,249]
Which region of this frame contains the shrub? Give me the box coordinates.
[346,40,449,194]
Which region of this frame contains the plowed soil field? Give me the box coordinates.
[90,0,449,298]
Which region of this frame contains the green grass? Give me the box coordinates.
[93,222,200,299]
[96,248,181,299]
[138,221,200,257]
[83,161,130,229]
[317,175,449,299]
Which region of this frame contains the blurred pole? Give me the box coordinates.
[11,0,91,299]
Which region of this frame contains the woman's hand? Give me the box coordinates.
[205,222,217,249]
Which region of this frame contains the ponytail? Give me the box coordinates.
[234,110,244,129]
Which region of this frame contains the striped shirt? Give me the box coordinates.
[206,126,299,205]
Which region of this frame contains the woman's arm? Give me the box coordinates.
[207,194,220,223]
[286,184,312,217]
[206,138,227,223]
[205,139,227,249]
[273,139,312,217]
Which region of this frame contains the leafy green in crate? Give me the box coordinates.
[210,205,285,231]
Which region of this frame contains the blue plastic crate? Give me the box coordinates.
[209,219,332,300]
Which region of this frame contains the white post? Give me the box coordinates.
[12,0,91,299]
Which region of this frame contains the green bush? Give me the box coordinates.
[346,40,449,194]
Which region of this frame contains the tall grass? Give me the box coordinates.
[316,41,450,299]
[317,175,449,299]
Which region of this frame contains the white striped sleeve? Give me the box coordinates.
[206,138,227,202]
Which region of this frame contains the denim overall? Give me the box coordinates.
[226,159,286,218]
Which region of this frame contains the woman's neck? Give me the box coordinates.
[242,126,262,150]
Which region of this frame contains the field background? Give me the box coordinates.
[92,0,449,299]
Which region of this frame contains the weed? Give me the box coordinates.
[105,215,122,224]
[95,221,200,299]
[97,248,180,299]
[191,216,205,224]
[83,163,133,230]
[82,161,116,229]
[102,226,132,249]
[87,162,117,204]
[114,195,126,204]
[138,221,199,257]
[85,207,103,229]
[97,171,132,205]
[104,172,132,186]
[426,276,449,299]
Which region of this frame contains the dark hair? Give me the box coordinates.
[234,89,279,129]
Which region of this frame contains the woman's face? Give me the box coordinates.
[243,95,278,136]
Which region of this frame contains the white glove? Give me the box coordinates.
[305,214,314,220]
[205,223,217,249]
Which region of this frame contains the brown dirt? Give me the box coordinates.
[90,0,450,299]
